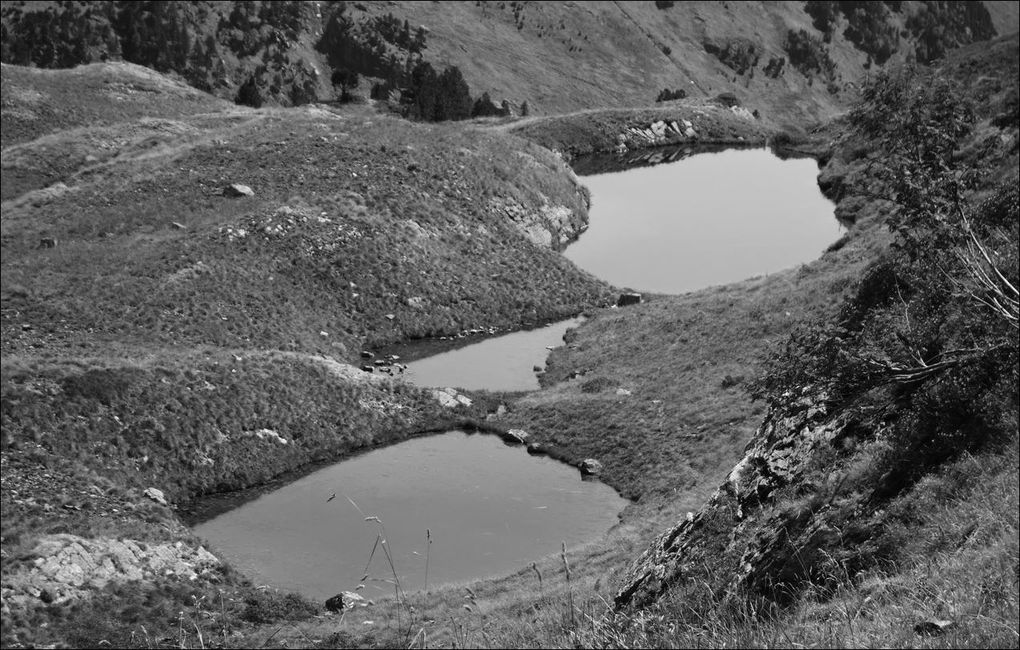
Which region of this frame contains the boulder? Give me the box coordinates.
[325,591,366,613]
[617,292,642,307]
[222,183,254,198]
[503,429,530,445]
[526,442,547,456]
[38,237,58,249]
[143,487,167,506]
[579,458,603,476]
[360,351,375,359]
[915,619,957,636]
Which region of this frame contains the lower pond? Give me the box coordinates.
[194,431,625,601]
[565,147,841,294]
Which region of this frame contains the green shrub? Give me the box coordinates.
[242,590,318,623]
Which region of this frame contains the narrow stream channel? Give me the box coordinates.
[399,317,584,392]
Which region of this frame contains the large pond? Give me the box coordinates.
[194,431,624,601]
[565,147,841,294]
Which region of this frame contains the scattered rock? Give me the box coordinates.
[325,591,367,613]
[616,388,633,396]
[360,351,375,359]
[38,237,57,249]
[3,534,220,611]
[432,387,472,408]
[915,619,957,636]
[721,374,744,388]
[143,487,167,506]
[171,221,186,230]
[579,458,603,476]
[503,429,530,445]
[243,428,289,445]
[384,313,395,321]
[406,296,426,309]
[617,292,642,307]
[222,183,254,198]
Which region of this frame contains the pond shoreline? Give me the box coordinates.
[181,415,605,527]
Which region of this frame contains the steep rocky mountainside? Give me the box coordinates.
[613,34,1018,644]
[1,1,1011,126]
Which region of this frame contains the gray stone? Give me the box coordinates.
[143,487,167,506]
[617,292,642,307]
[915,619,957,636]
[579,458,603,476]
[503,429,530,445]
[222,183,254,198]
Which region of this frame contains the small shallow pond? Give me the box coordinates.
[565,147,841,294]
[397,317,584,392]
[194,431,624,601]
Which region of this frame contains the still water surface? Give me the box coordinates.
[194,431,624,600]
[400,317,584,392]
[565,147,840,294]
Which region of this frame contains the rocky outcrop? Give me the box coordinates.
[487,197,588,250]
[432,387,473,408]
[615,388,867,608]
[1,534,220,614]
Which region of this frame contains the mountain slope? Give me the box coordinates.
[0,1,1006,127]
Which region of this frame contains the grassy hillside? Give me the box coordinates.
[0,6,1016,650]
[1,64,614,361]
[0,59,610,647]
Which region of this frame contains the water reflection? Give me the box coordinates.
[566,147,840,294]
[194,431,624,600]
[398,317,584,392]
